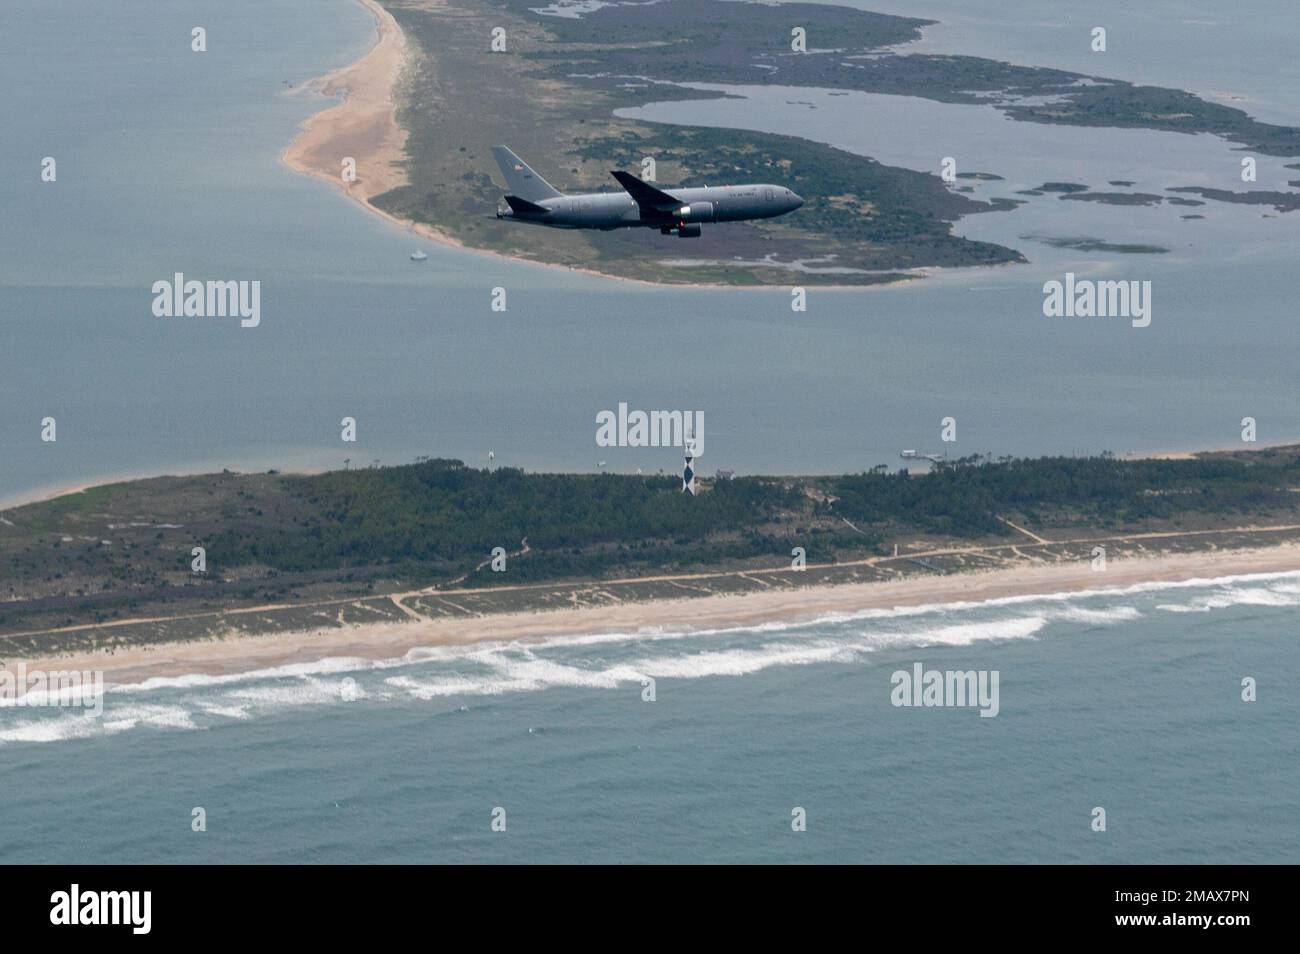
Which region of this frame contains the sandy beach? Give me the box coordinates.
[279,0,674,285]
[282,0,409,210]
[11,544,1300,687]
[278,0,923,291]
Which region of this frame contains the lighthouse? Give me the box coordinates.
[682,429,697,496]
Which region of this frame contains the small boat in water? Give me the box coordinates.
[410,250,428,262]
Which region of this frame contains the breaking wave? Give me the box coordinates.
[3,570,1298,744]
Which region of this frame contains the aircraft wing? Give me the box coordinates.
[610,171,684,213]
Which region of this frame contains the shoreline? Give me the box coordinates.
[7,437,1299,513]
[0,459,333,512]
[10,545,1300,687]
[277,0,958,292]
[279,0,731,289]
[280,0,410,226]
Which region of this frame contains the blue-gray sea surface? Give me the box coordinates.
[2,0,1300,501]
[1,573,1297,863]
[2,0,1298,863]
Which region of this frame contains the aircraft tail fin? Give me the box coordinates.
[492,146,563,201]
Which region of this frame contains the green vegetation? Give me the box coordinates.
[6,448,1300,648]
[10,449,1300,587]
[503,0,1300,155]
[209,460,805,580]
[827,452,1300,534]
[1166,187,1300,213]
[1004,83,1300,156]
[246,450,1300,575]
[369,0,1300,286]
[1060,192,1165,207]
[1023,235,1169,254]
[573,126,1022,271]
[370,0,1021,285]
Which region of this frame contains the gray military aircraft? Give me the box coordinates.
[492,145,803,237]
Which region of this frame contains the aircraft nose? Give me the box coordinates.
[791,192,804,209]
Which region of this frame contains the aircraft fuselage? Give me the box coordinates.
[491,145,804,236]
[499,184,803,231]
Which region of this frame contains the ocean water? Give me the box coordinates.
[3,0,1300,863]
[622,82,1300,267]
[3,0,1300,503]
[826,0,1300,126]
[2,572,1298,863]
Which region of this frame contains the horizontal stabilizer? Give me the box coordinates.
[610,170,683,212]
[504,194,551,215]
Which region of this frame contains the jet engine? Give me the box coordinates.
[676,202,714,223]
[677,225,702,238]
